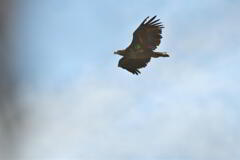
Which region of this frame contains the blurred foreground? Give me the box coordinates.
[0,0,23,159]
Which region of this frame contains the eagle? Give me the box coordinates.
[114,16,169,75]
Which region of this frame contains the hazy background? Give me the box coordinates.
[1,0,240,160]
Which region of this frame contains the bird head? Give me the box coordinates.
[114,50,126,56]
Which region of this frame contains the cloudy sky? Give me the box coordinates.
[9,0,240,159]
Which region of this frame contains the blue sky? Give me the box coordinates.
[11,0,240,160]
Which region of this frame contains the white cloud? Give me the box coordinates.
[18,67,240,160]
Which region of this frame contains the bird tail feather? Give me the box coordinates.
[152,52,170,58]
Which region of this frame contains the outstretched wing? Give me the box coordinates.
[128,16,164,51]
[118,57,151,75]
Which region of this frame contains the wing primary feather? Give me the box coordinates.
[145,16,157,25]
[150,19,160,25]
[154,23,164,28]
[153,23,164,27]
[140,16,149,26]
[153,22,162,25]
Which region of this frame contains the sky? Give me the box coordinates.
[7,0,240,160]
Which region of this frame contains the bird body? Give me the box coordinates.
[126,49,150,59]
[114,16,169,75]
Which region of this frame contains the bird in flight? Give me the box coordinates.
[114,16,169,75]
